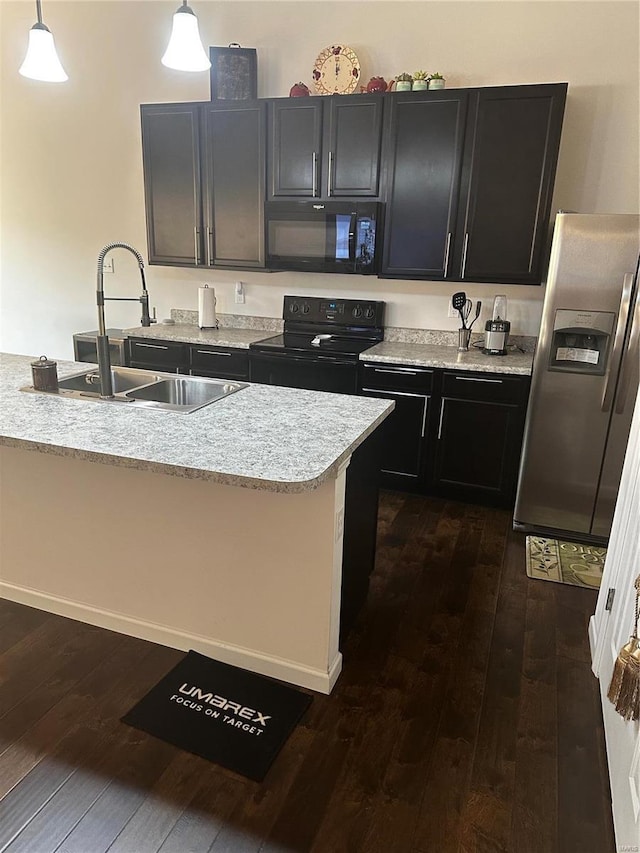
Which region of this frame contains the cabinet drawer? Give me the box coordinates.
[360,363,434,394]
[190,345,249,379]
[441,371,528,404]
[128,338,188,370]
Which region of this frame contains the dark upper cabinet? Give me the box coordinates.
[380,90,469,279]
[380,83,566,285]
[267,95,384,199]
[454,84,567,284]
[140,83,566,280]
[141,103,203,267]
[325,96,384,197]
[141,101,265,269]
[202,102,265,268]
[268,99,322,198]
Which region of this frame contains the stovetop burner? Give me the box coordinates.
[250,295,385,360]
[251,332,378,358]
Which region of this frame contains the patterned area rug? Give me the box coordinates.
[525,535,607,589]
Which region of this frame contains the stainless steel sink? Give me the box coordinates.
[57,368,162,395]
[21,366,247,413]
[125,377,242,411]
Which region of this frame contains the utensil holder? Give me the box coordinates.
[458,329,471,352]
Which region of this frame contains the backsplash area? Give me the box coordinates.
[170,309,536,352]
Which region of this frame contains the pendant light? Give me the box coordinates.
[161,1,211,72]
[19,0,68,83]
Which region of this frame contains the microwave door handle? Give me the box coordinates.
[348,213,357,271]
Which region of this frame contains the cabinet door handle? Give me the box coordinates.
[373,367,420,376]
[461,232,469,278]
[455,375,503,384]
[437,399,446,440]
[420,398,428,438]
[443,232,452,278]
[134,342,169,351]
[312,152,318,197]
[195,350,231,356]
[327,151,334,197]
[194,227,201,265]
[361,388,428,400]
[206,227,214,266]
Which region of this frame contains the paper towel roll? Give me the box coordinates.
[198,285,217,328]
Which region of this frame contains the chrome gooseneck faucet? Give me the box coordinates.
[96,242,155,398]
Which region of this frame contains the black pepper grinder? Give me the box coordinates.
[31,355,59,392]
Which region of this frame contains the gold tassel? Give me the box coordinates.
[608,575,640,722]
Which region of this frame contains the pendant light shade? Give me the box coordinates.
[19,1,68,83]
[162,2,211,72]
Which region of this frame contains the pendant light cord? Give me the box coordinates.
[36,0,42,24]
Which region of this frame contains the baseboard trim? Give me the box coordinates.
[0,581,341,695]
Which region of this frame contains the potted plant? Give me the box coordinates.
[395,72,413,92]
[428,72,446,90]
[412,70,429,91]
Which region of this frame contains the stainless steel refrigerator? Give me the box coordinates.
[514,213,640,543]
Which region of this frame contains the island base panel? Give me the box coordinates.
[0,445,349,694]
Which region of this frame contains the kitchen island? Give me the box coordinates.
[0,354,393,693]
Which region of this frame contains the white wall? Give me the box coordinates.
[1,1,638,359]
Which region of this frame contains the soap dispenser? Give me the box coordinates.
[483,295,510,355]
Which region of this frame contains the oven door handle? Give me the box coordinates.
[253,352,355,368]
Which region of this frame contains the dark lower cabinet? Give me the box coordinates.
[128,338,189,373]
[189,345,249,380]
[433,371,530,505]
[359,363,433,488]
[127,339,249,381]
[360,363,530,507]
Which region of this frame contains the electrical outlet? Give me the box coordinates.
[234,281,245,304]
[103,258,114,274]
[447,301,458,319]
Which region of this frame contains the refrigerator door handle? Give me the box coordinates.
[601,272,635,412]
[615,276,640,414]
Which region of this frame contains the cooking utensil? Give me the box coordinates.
[451,291,467,328]
[462,298,473,328]
[468,300,482,330]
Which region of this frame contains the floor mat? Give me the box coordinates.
[122,650,313,781]
[525,535,606,588]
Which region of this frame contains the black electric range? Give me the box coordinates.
[250,295,385,394]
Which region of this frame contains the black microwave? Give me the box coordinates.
[265,201,382,275]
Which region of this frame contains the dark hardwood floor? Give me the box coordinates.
[0,492,615,853]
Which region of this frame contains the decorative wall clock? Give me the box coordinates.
[313,45,361,95]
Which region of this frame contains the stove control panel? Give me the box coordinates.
[284,295,384,328]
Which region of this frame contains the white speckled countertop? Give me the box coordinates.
[360,341,534,375]
[0,354,393,493]
[125,324,276,348]
[124,314,535,375]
